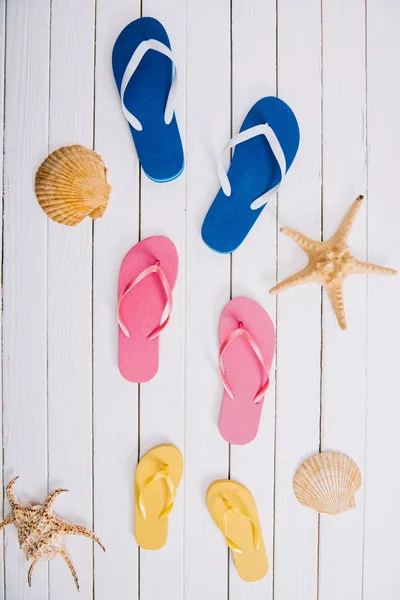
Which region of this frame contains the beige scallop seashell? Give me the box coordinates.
[35,145,111,226]
[293,452,362,515]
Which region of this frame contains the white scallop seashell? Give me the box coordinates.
[293,452,362,515]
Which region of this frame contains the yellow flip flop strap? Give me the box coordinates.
[222,498,261,554]
[137,464,176,521]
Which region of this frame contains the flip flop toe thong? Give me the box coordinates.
[112,17,184,182]
[117,236,178,383]
[202,96,300,253]
[207,479,268,582]
[135,444,183,550]
[218,297,276,444]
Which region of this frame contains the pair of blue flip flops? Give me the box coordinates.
[113,17,300,254]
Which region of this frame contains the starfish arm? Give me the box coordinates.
[351,259,397,276]
[325,281,347,330]
[0,515,13,530]
[280,227,321,253]
[6,477,20,510]
[65,523,105,552]
[332,195,364,243]
[270,266,314,295]
[44,488,69,509]
[59,546,80,591]
[27,559,39,587]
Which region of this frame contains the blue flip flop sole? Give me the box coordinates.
[202,97,300,253]
[112,17,184,183]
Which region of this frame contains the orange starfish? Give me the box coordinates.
[270,195,397,330]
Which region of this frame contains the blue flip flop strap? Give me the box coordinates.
[218,122,287,206]
[120,39,177,131]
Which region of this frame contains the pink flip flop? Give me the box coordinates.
[118,236,178,382]
[218,297,275,444]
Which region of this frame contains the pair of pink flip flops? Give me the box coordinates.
[117,236,275,444]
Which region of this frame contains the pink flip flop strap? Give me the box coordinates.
[218,323,270,404]
[117,261,173,340]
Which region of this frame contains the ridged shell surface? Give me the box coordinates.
[293,452,362,515]
[35,145,111,226]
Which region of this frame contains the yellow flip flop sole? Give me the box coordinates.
[207,479,268,582]
[134,444,183,550]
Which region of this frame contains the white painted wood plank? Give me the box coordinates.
[320,1,367,598]
[274,1,322,598]
[138,2,186,598]
[46,2,95,598]
[0,0,5,596]
[184,0,231,598]
[230,0,276,598]
[93,2,141,599]
[2,1,50,597]
[363,1,400,598]
[3,1,400,598]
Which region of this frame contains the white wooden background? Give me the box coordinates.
[0,0,399,598]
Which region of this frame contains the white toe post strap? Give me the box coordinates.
[217,122,287,205]
[120,39,177,131]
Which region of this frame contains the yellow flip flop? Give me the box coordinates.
[207,479,268,582]
[134,444,183,550]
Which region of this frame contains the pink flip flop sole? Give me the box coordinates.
[118,236,178,382]
[218,297,275,444]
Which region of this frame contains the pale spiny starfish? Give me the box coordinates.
[0,477,105,590]
[270,195,397,330]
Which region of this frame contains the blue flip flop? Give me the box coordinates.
[112,17,184,183]
[201,97,300,253]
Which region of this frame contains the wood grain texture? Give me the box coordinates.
[0,0,5,596]
[93,1,141,599]
[139,0,187,597]
[274,0,322,598]
[230,0,276,598]
[184,0,231,598]
[363,1,400,598]
[320,0,367,598]
[1,0,400,598]
[2,1,50,598]
[47,1,95,597]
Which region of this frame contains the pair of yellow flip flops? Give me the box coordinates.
[135,444,268,582]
